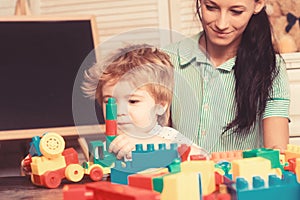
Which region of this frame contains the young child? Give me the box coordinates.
[82,44,205,159]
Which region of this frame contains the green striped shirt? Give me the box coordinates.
[163,32,290,153]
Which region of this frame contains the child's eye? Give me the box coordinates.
[128,99,140,104]
[102,98,109,104]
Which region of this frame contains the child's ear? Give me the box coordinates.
[155,103,168,116]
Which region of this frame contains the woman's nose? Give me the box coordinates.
[215,12,229,30]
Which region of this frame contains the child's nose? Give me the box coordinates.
[117,102,128,116]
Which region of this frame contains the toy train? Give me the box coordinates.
[22,131,117,188]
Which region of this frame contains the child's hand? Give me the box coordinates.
[108,134,172,159]
[189,145,210,160]
[108,134,136,159]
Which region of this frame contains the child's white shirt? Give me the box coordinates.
[149,124,209,158]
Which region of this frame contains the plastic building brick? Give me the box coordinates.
[202,184,231,200]
[110,143,179,184]
[296,158,300,183]
[31,151,67,175]
[284,144,300,161]
[105,97,117,136]
[231,157,282,185]
[63,181,161,200]
[231,172,300,200]
[130,168,172,193]
[284,158,297,173]
[167,158,181,173]
[128,170,169,190]
[215,161,231,176]
[202,193,215,200]
[130,143,179,170]
[243,148,281,169]
[105,97,117,149]
[63,184,94,200]
[91,182,161,200]
[217,184,231,200]
[30,156,60,175]
[110,162,135,185]
[178,144,208,161]
[64,148,81,165]
[190,154,207,160]
[160,172,201,200]
[215,171,225,187]
[137,167,169,174]
[177,144,191,162]
[223,174,233,184]
[211,150,243,162]
[152,173,171,193]
[180,160,216,195]
[29,136,42,156]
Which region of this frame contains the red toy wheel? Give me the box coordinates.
[89,166,103,181]
[44,171,61,188]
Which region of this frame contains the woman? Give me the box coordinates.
[164,0,290,152]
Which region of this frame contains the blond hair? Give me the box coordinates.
[82,44,174,126]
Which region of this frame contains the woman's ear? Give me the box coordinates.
[254,0,265,14]
[155,103,168,116]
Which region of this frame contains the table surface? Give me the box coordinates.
[0,175,102,200]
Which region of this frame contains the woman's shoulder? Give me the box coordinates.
[275,53,284,62]
[274,54,288,74]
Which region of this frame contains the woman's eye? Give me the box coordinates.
[231,10,243,15]
[205,5,217,11]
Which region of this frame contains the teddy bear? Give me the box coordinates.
[266,0,300,53]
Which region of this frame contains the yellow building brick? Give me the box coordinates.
[232,157,281,186]
[31,154,66,175]
[180,160,215,195]
[285,144,300,161]
[161,172,200,200]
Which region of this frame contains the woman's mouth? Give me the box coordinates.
[213,30,232,37]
